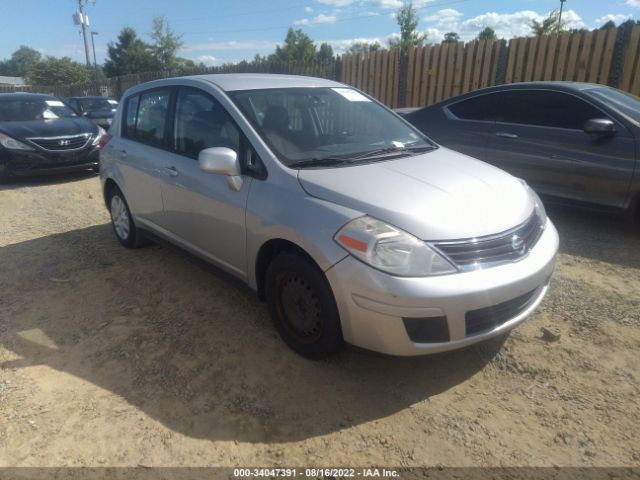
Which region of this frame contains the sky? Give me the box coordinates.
[0,0,638,68]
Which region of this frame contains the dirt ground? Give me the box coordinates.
[1,173,639,470]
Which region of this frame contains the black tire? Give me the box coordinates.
[107,186,149,248]
[265,252,343,359]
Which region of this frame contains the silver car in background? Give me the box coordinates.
[99,74,558,358]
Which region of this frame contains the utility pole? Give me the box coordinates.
[77,0,91,66]
[557,0,567,33]
[91,31,99,68]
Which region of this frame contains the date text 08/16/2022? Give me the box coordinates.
[233,468,400,478]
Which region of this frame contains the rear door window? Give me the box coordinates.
[493,90,606,130]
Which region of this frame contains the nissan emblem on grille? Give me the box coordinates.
[511,234,525,253]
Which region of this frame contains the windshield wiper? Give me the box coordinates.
[289,157,354,169]
[351,144,437,160]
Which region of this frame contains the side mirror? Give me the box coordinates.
[584,118,616,137]
[198,147,243,191]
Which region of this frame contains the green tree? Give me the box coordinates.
[26,56,92,85]
[316,42,335,62]
[0,45,42,77]
[103,27,159,76]
[389,1,426,54]
[347,41,381,55]
[477,27,497,41]
[530,9,564,36]
[150,16,184,70]
[599,20,617,30]
[270,28,317,63]
[442,32,460,44]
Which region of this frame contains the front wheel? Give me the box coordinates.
[265,253,343,359]
[107,186,149,248]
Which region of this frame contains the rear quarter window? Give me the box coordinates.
[123,89,171,147]
[124,96,139,138]
[448,93,500,121]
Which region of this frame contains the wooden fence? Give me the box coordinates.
[1,26,639,107]
[341,25,640,108]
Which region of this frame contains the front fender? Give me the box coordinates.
[245,177,362,291]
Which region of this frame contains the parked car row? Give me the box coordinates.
[5,77,636,360]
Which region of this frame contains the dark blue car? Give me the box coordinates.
[403,82,640,219]
[0,93,102,182]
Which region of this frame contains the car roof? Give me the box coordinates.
[67,96,112,100]
[482,81,602,92]
[0,92,57,101]
[191,73,344,91]
[152,73,345,92]
[410,81,610,112]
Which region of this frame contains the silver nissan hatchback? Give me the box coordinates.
[100,74,558,358]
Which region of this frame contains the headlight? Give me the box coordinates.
[0,132,34,151]
[519,179,547,225]
[335,216,457,277]
[92,127,107,145]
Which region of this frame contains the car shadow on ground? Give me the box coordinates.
[0,224,506,443]
[546,204,640,269]
[0,171,97,191]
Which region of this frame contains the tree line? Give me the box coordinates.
[1,2,638,86]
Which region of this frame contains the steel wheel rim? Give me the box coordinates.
[275,272,322,344]
[110,195,130,240]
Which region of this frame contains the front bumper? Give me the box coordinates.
[325,219,559,356]
[0,146,99,177]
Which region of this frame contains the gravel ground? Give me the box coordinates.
[0,173,639,472]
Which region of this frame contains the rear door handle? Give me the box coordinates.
[496,132,519,139]
[163,166,179,177]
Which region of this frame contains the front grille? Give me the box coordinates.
[465,288,540,336]
[433,212,544,270]
[28,134,92,151]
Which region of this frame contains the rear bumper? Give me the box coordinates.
[0,146,99,177]
[325,219,559,356]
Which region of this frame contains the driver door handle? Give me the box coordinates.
[164,166,179,177]
[496,131,518,139]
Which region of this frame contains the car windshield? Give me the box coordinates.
[588,87,640,127]
[78,98,115,112]
[0,98,77,122]
[230,87,435,167]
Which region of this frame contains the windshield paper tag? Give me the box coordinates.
[45,100,65,107]
[332,88,370,102]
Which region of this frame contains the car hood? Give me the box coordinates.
[0,117,97,139]
[297,147,534,241]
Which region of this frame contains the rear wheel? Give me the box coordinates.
[107,186,149,248]
[265,253,343,359]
